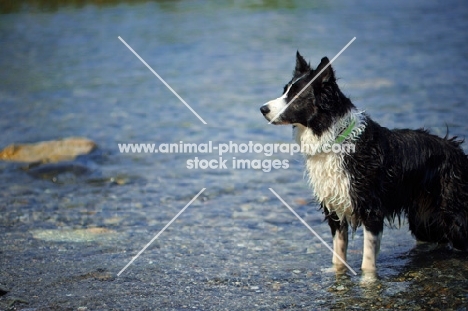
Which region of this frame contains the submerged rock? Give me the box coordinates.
[0,137,96,163]
[31,228,117,243]
[26,162,93,183]
[0,285,9,296]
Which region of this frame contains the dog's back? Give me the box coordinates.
[348,118,468,250]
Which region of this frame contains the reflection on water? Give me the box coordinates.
[0,0,312,14]
[0,0,467,309]
[0,0,153,13]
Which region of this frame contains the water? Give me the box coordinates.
[1,0,468,309]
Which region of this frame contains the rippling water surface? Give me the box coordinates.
[1,0,467,309]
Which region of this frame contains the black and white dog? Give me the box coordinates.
[260,52,468,272]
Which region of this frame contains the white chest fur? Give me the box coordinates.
[304,151,353,221]
[294,112,365,222]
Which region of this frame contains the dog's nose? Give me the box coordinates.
[260,105,270,115]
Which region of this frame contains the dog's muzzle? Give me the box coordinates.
[260,103,273,122]
[260,104,270,116]
[260,97,287,124]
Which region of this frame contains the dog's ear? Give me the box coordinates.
[295,51,310,76]
[314,57,334,84]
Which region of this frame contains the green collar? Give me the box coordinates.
[335,119,356,144]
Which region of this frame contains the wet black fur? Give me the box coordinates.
[273,52,468,251]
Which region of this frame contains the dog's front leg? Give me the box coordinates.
[327,213,348,267]
[333,223,349,266]
[361,225,382,272]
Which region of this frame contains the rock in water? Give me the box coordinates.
[0,285,9,296]
[0,137,96,163]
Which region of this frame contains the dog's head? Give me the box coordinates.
[260,52,353,135]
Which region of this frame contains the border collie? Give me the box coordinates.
[260,52,468,272]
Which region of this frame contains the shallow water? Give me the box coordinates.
[1,0,468,309]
